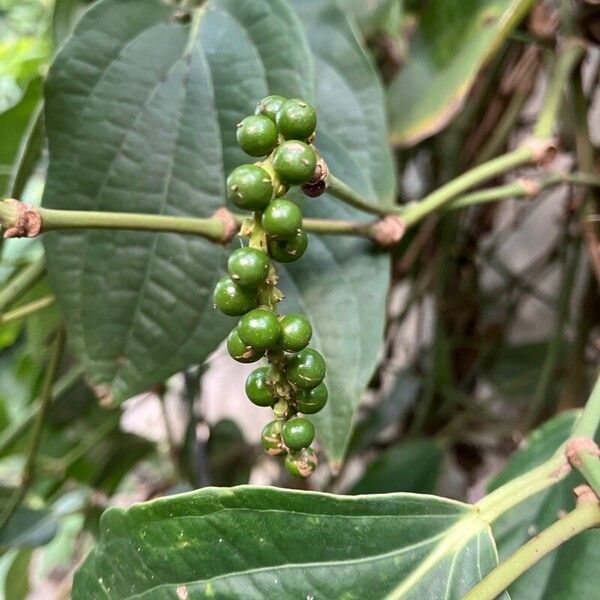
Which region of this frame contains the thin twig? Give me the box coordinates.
[0,295,55,324]
[0,257,45,311]
[464,501,600,600]
[0,327,65,531]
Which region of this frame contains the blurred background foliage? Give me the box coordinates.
[0,0,598,597]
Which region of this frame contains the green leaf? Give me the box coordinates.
[387,0,533,146]
[43,0,394,465]
[350,439,444,495]
[488,410,600,599]
[284,0,394,464]
[42,0,313,406]
[74,486,505,599]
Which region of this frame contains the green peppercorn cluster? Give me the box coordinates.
[213,95,327,479]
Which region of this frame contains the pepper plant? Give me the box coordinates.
[0,0,599,598]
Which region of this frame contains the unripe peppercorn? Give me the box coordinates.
[268,229,308,263]
[261,419,285,455]
[273,141,317,185]
[282,416,315,450]
[236,115,278,156]
[228,247,269,288]
[286,348,326,389]
[245,366,276,407]
[285,447,318,479]
[262,198,302,239]
[226,164,273,211]
[296,382,328,414]
[279,313,312,352]
[226,329,264,363]
[255,94,287,123]
[213,276,256,316]
[276,98,317,141]
[237,308,281,350]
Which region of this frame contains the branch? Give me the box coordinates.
[0,327,65,531]
[326,174,391,217]
[0,200,407,246]
[2,169,599,248]
[445,172,600,211]
[566,438,600,499]
[0,295,55,324]
[464,501,600,600]
[0,257,45,312]
[477,374,600,525]
[572,375,600,439]
[534,39,586,138]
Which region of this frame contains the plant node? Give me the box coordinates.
[573,484,600,507]
[212,207,238,244]
[1,199,42,239]
[371,214,406,247]
[566,437,600,469]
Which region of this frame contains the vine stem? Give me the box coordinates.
[1,171,599,246]
[464,501,600,600]
[326,175,391,216]
[572,376,600,439]
[0,257,45,311]
[399,146,537,227]
[526,238,580,427]
[534,40,586,139]
[478,374,600,524]
[0,295,55,324]
[0,327,65,531]
[576,450,600,499]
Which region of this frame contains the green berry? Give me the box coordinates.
[285,447,318,479]
[238,308,281,350]
[279,313,312,352]
[228,247,269,288]
[227,164,273,210]
[213,276,256,316]
[236,115,278,157]
[262,199,302,239]
[282,416,315,450]
[286,348,326,389]
[268,229,308,263]
[273,141,317,185]
[255,95,287,123]
[261,419,285,455]
[245,366,275,407]
[276,98,317,141]
[227,329,264,363]
[296,382,328,414]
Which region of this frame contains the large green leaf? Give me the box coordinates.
[488,410,600,599]
[43,0,394,465]
[284,0,394,464]
[73,486,505,599]
[387,0,533,146]
[42,0,313,404]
